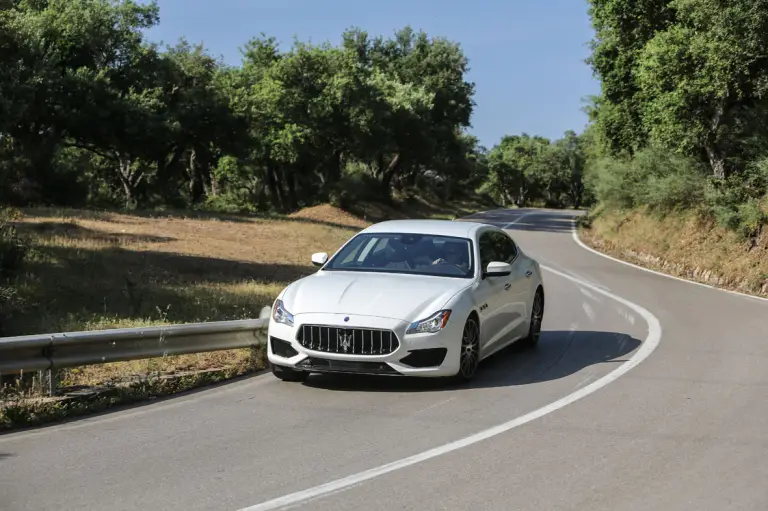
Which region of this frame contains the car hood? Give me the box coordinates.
[280,270,472,322]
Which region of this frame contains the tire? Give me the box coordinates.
[271,363,308,382]
[521,287,544,348]
[452,316,481,383]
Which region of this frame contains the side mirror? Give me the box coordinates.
[311,252,329,267]
[485,261,512,277]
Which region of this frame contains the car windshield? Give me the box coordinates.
[324,232,475,278]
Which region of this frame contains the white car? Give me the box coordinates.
[267,219,545,383]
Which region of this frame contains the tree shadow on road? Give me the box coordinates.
[300,329,641,393]
[467,209,579,234]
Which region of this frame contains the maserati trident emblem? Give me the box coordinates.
[338,330,354,352]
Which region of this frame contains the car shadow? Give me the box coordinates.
[300,330,641,393]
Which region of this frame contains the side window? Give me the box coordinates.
[478,232,497,271]
[495,232,518,263]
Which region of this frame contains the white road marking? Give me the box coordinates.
[532,256,612,292]
[502,210,538,229]
[571,218,768,304]
[236,262,663,510]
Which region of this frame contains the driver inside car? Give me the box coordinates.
[432,241,468,270]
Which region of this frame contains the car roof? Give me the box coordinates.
[360,219,494,238]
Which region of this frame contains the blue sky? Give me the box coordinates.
[143,0,600,149]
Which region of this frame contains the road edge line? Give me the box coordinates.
[571,219,768,304]
[235,241,663,511]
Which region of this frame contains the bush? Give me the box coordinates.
[702,159,768,237]
[201,193,261,215]
[587,147,707,211]
[329,171,388,210]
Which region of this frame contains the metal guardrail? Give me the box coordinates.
[0,307,272,395]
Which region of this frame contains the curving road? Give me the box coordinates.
[1,209,767,511]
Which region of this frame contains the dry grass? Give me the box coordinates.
[9,207,361,335]
[2,206,361,401]
[59,348,260,387]
[581,207,768,297]
[9,196,493,335]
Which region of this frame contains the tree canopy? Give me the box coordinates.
[0,0,486,212]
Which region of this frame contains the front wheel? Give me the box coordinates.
[521,287,544,348]
[452,316,481,383]
[271,363,308,382]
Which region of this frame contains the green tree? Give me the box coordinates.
[586,0,675,156]
[635,0,768,178]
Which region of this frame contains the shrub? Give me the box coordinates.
[587,147,707,212]
[329,171,387,210]
[702,159,768,237]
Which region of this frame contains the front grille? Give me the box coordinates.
[297,325,400,355]
[297,357,401,375]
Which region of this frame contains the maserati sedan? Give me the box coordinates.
[267,219,545,383]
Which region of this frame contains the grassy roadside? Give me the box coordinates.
[579,207,768,298]
[1,194,497,430]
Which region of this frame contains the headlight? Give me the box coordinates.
[272,299,294,326]
[406,310,451,335]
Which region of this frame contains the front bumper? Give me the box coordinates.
[267,312,462,377]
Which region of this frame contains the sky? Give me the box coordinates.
[143,0,600,149]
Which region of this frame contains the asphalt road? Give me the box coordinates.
[2,209,767,511]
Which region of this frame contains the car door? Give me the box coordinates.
[475,231,506,352]
[495,231,530,343]
[479,231,523,354]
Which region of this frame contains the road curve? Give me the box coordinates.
[1,209,767,511]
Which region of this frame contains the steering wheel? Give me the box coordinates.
[433,258,465,272]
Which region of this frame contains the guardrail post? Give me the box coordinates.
[38,369,58,397]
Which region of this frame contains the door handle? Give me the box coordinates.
[525,270,533,278]
[504,283,511,290]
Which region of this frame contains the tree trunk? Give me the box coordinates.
[188,148,206,203]
[265,166,284,211]
[374,153,385,178]
[156,146,184,184]
[381,153,400,196]
[705,144,727,179]
[284,168,298,211]
[706,99,728,179]
[326,149,343,185]
[115,153,139,208]
[209,172,219,197]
